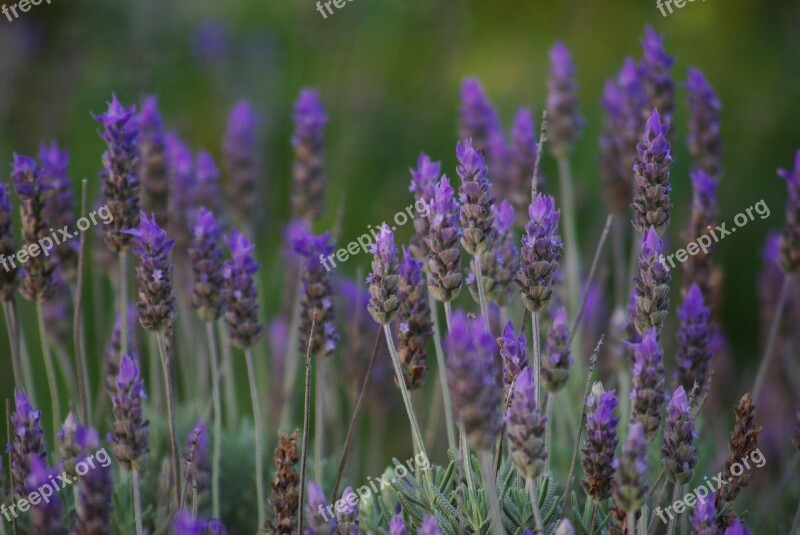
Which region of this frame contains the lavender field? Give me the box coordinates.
[0,1,799,534]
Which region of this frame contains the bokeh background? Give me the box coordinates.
[1,0,800,530]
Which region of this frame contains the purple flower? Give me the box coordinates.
[456,139,495,256]
[778,149,800,272]
[129,211,176,332]
[11,153,56,301]
[581,387,619,501]
[336,487,359,535]
[506,108,539,220]
[174,509,207,535]
[425,175,462,302]
[640,27,675,140]
[662,385,697,484]
[166,132,195,256]
[417,516,443,535]
[505,367,547,479]
[458,77,501,155]
[294,228,338,357]
[515,193,562,312]
[629,327,667,441]
[189,208,225,322]
[94,94,141,253]
[676,284,713,398]
[27,456,67,534]
[73,429,113,535]
[194,150,223,220]
[367,224,401,325]
[498,320,527,396]
[722,517,751,535]
[223,100,260,230]
[631,109,673,235]
[393,248,432,389]
[686,68,722,178]
[612,421,648,514]
[542,306,572,392]
[110,355,149,472]
[138,96,169,229]
[0,183,18,301]
[291,88,328,222]
[631,226,670,336]
[304,480,337,534]
[389,514,408,535]
[689,493,717,535]
[223,228,263,349]
[8,390,47,501]
[408,153,441,260]
[446,310,502,451]
[39,141,78,279]
[683,169,719,301]
[546,42,583,154]
[58,411,97,480]
[104,304,138,396]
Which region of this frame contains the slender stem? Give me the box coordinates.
[479,451,504,535]
[588,499,598,535]
[206,322,222,519]
[132,470,144,535]
[443,301,454,332]
[528,477,546,534]
[460,425,480,526]
[612,215,627,307]
[217,320,237,428]
[561,337,603,507]
[665,483,681,535]
[473,256,490,327]
[556,155,581,335]
[428,288,456,450]
[120,252,128,357]
[567,213,613,349]
[2,300,23,390]
[156,331,182,507]
[36,301,61,441]
[629,508,637,535]
[753,274,792,399]
[280,267,304,430]
[383,325,429,481]
[314,359,323,483]
[297,314,317,535]
[244,347,266,528]
[544,392,554,474]
[532,312,541,405]
[73,179,91,424]
[331,327,382,503]
[531,110,548,200]
[6,399,18,535]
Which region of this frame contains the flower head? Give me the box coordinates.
[631,226,670,336]
[456,139,495,256]
[612,422,648,514]
[367,225,401,324]
[335,487,359,535]
[129,211,176,332]
[640,27,675,138]
[138,96,170,229]
[9,390,47,500]
[547,42,583,154]
[629,327,667,441]
[498,320,527,396]
[505,367,547,479]
[39,141,78,279]
[515,193,562,312]
[393,249,432,389]
[689,493,717,535]
[294,228,338,357]
[425,175,462,302]
[506,108,539,220]
[662,386,698,484]
[417,516,443,535]
[189,208,225,322]
[542,306,572,392]
[581,386,619,501]
[27,456,67,534]
[682,169,719,301]
[223,100,260,230]
[291,88,328,222]
[686,68,722,178]
[223,228,263,349]
[676,284,713,398]
[458,78,501,155]
[110,355,149,472]
[408,153,441,260]
[631,109,673,235]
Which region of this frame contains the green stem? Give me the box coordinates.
[73,179,91,424]
[156,331,182,507]
[544,392,554,474]
[315,358,324,483]
[665,483,681,535]
[473,255,490,327]
[588,499,598,535]
[297,316,316,535]
[479,451,504,535]
[245,347,266,528]
[532,312,541,405]
[120,252,128,357]
[428,288,456,450]
[36,301,61,440]
[460,425,480,527]
[280,267,304,430]
[217,320,238,429]
[2,300,23,391]
[206,322,222,519]
[132,470,144,535]
[528,477,546,534]
[753,274,792,399]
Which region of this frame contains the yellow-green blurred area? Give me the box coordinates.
[1,0,799,365]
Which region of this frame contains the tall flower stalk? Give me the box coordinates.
[0,182,21,391]
[222,228,265,526]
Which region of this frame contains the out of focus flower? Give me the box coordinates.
[425,176,462,302]
[138,97,169,229]
[223,100,260,231]
[612,422,648,514]
[547,42,583,154]
[456,138,496,256]
[39,141,78,279]
[640,27,675,140]
[366,224,400,325]
[0,183,17,301]
[223,229,263,349]
[662,386,698,484]
[541,306,572,393]
[581,385,619,501]
[631,227,670,336]
[291,88,328,222]
[675,284,713,398]
[110,355,149,472]
[393,249,432,390]
[294,228,337,356]
[506,367,547,479]
[686,68,722,179]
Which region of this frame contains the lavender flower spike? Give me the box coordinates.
[682,169,719,302]
[458,77,501,155]
[506,367,547,480]
[73,427,113,535]
[305,480,338,533]
[390,514,408,535]
[138,96,169,228]
[515,193,563,313]
[367,224,401,325]
[194,150,223,219]
[662,385,698,484]
[631,109,673,235]
[778,149,800,272]
[0,183,19,301]
[689,494,717,535]
[631,226,670,336]
[722,517,751,535]
[581,385,619,501]
[39,141,78,279]
[417,516,443,535]
[223,228,263,349]
[629,327,667,441]
[498,320,527,396]
[166,132,195,257]
[94,94,140,253]
[612,421,649,514]
[336,487,360,535]
[640,27,675,139]
[456,138,495,256]
[507,109,539,220]
[425,175,462,302]
[293,227,338,356]
[189,207,225,322]
[27,456,67,534]
[542,306,572,393]
[11,154,56,301]
[686,68,723,178]
[129,211,176,333]
[394,248,433,390]
[291,88,328,222]
[174,509,207,535]
[9,390,47,501]
[110,355,150,472]
[676,284,713,398]
[547,42,584,154]
[408,153,441,261]
[223,100,260,230]
[446,310,502,451]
